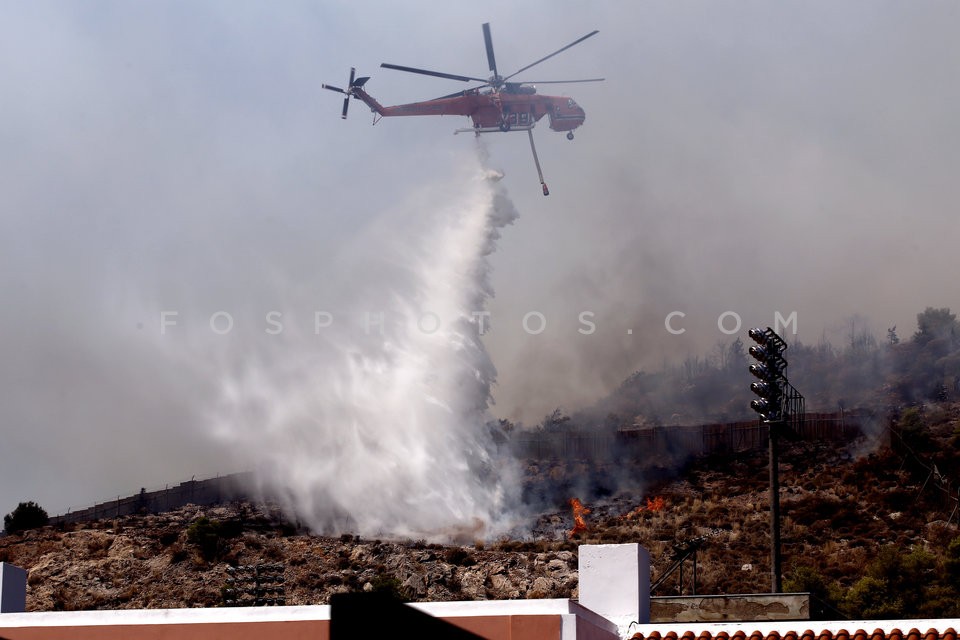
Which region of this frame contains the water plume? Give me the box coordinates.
[211,145,521,540]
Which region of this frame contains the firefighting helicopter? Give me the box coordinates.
[322,23,602,196]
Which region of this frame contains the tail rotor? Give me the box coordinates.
[322,67,365,119]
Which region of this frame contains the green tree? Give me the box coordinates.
[913,307,958,346]
[540,408,571,433]
[186,516,242,562]
[725,337,746,372]
[945,536,960,582]
[843,545,937,618]
[896,406,933,453]
[3,501,49,534]
[783,565,843,617]
[844,576,902,618]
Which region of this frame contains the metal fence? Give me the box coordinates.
[512,410,867,461]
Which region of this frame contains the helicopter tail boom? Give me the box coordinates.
[322,68,381,119]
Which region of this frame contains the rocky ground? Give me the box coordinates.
[2,404,959,615]
[0,503,581,610]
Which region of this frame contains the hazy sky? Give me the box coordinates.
[2,1,959,517]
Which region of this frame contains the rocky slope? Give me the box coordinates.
[2,404,959,617]
[1,502,583,611]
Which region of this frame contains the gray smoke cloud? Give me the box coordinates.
[2,1,959,518]
[479,1,960,422]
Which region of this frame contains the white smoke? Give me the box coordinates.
[211,145,521,540]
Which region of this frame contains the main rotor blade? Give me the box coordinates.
[482,23,498,78]
[431,84,490,100]
[341,96,350,119]
[504,30,599,81]
[322,84,346,94]
[380,63,486,83]
[520,78,605,84]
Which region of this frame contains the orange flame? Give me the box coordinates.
[619,495,667,520]
[568,498,591,538]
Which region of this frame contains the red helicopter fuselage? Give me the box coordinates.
[352,84,585,133]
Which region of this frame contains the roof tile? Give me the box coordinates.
[631,628,960,640]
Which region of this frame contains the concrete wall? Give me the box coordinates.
[651,593,811,622]
[0,599,618,640]
[49,473,253,526]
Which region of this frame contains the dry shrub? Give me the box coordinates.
[115,585,138,604]
[168,543,189,564]
[444,547,476,566]
[157,528,179,546]
[86,537,111,558]
[263,540,285,561]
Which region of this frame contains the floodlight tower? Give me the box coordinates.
[748,327,786,422]
[748,326,803,594]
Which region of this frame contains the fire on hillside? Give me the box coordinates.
[568,498,592,538]
[619,496,667,520]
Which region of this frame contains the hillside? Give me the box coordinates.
[2,403,958,618]
[561,307,960,431]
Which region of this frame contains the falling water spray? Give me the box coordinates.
[212,145,521,540]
